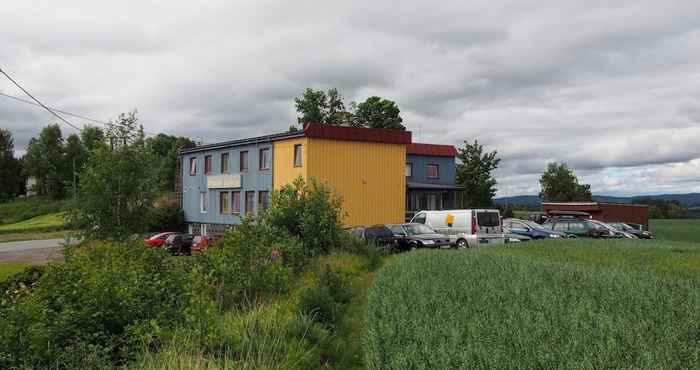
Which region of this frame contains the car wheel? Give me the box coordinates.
[456,238,468,249]
[409,242,419,251]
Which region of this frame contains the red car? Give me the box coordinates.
[145,232,180,248]
[191,235,214,252]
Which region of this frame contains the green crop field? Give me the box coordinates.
[0,262,29,281]
[364,239,700,369]
[650,219,700,243]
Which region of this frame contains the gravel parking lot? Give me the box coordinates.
[0,238,66,264]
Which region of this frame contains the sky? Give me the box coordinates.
[2,1,700,197]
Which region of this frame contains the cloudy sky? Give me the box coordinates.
[2,1,700,197]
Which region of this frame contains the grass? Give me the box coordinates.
[0,262,29,281]
[364,240,700,369]
[650,218,700,243]
[0,212,68,235]
[0,230,73,243]
[0,197,70,225]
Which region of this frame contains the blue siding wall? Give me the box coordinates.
[406,154,456,185]
[181,142,273,225]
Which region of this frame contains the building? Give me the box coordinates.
[405,143,461,220]
[542,202,650,230]
[177,123,459,236]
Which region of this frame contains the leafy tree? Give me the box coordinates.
[456,140,501,208]
[80,125,105,153]
[0,129,24,200]
[539,162,592,202]
[352,96,405,130]
[632,198,685,219]
[145,134,196,191]
[23,124,66,199]
[69,112,160,240]
[64,134,87,198]
[295,88,329,127]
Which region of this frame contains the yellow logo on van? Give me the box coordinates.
[445,213,455,227]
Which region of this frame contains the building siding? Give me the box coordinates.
[406,154,456,185]
[181,142,273,226]
[273,137,308,189]
[306,138,405,227]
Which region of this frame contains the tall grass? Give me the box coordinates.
[0,212,67,235]
[651,218,700,243]
[0,197,70,225]
[364,246,700,369]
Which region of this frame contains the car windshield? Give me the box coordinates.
[523,220,546,230]
[404,224,435,235]
[589,220,614,231]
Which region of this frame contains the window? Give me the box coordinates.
[405,162,412,177]
[221,152,229,173]
[427,164,439,179]
[569,222,586,232]
[220,192,230,214]
[189,157,197,176]
[294,144,302,167]
[553,223,568,232]
[259,148,271,170]
[245,191,255,215]
[412,213,426,224]
[232,191,241,213]
[240,151,248,172]
[204,155,212,175]
[200,192,208,213]
[258,191,269,210]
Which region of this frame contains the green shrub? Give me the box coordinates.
[0,265,45,307]
[147,202,184,232]
[363,249,700,369]
[299,265,353,327]
[259,177,344,257]
[201,221,304,308]
[0,242,210,369]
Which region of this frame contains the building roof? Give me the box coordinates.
[542,202,650,208]
[180,123,413,155]
[407,143,458,157]
[303,123,412,144]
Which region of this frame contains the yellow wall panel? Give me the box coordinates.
[307,138,405,227]
[273,137,307,189]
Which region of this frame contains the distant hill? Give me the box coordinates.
[494,193,700,208]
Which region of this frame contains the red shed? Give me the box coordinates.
[542,202,650,230]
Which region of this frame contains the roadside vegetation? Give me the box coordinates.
[0,263,28,281]
[650,218,700,243]
[0,177,381,369]
[0,197,70,225]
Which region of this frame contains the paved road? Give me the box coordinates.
[0,238,70,253]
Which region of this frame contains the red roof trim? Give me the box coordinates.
[407,143,458,157]
[303,123,412,144]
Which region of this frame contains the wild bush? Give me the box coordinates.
[0,242,211,369]
[299,264,354,327]
[259,177,344,257]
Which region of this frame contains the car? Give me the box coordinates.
[410,209,505,248]
[606,221,653,239]
[387,223,452,250]
[164,233,194,255]
[503,218,568,239]
[348,225,399,248]
[191,235,214,252]
[541,217,620,238]
[504,232,532,243]
[587,219,637,239]
[144,232,180,247]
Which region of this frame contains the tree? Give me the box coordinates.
[145,134,196,191]
[295,88,329,127]
[0,129,24,200]
[64,134,87,198]
[80,125,105,153]
[352,96,405,130]
[456,140,501,208]
[23,124,65,199]
[69,112,160,240]
[539,162,592,202]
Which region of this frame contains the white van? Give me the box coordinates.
[410,209,504,248]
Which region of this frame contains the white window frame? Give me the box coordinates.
[294,144,303,167]
[200,191,208,213]
[405,162,412,177]
[259,148,271,170]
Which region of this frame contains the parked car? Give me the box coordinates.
[164,233,194,255]
[348,225,399,248]
[588,220,637,239]
[410,209,505,248]
[503,218,568,239]
[387,223,452,250]
[607,221,653,239]
[504,232,532,243]
[144,232,180,248]
[541,218,620,238]
[191,235,214,252]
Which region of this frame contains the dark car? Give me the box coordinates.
[503,218,568,240]
[164,233,194,255]
[607,221,653,239]
[541,218,620,238]
[387,223,451,250]
[348,225,399,248]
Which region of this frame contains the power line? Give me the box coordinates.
[0,66,82,131]
[0,67,160,136]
